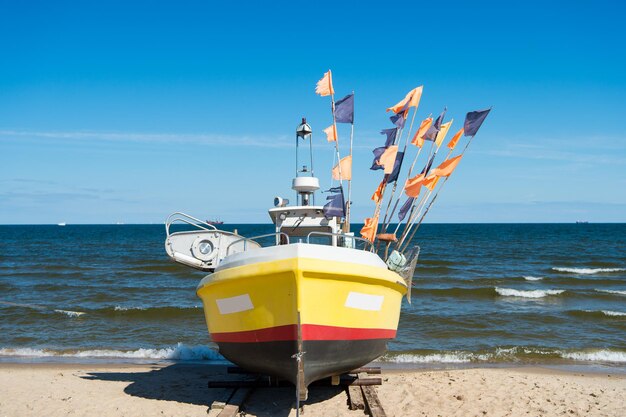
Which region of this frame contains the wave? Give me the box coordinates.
[552,267,625,275]
[100,305,202,318]
[0,301,85,317]
[415,286,571,299]
[413,287,495,298]
[523,276,543,281]
[0,301,200,319]
[53,310,86,317]
[114,305,145,311]
[568,309,626,319]
[495,288,565,298]
[382,347,626,364]
[0,343,225,361]
[595,289,626,296]
[386,352,477,363]
[561,350,626,363]
[600,310,626,317]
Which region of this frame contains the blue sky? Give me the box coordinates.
[1,0,625,224]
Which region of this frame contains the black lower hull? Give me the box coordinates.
[217,339,389,387]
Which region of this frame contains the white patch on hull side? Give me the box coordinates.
[345,292,384,311]
[216,294,254,314]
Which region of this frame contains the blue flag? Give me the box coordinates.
[334,93,354,124]
[390,113,406,129]
[398,197,414,221]
[424,107,447,140]
[386,152,405,184]
[464,108,491,136]
[323,186,345,219]
[370,147,386,170]
[381,128,397,147]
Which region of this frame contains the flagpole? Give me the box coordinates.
[346,91,355,233]
[394,140,440,246]
[398,134,477,252]
[397,107,491,253]
[389,141,429,238]
[386,112,433,233]
[395,115,455,246]
[398,180,448,252]
[327,72,347,231]
[394,185,431,247]
[380,107,419,234]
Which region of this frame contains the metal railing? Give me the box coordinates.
[165,212,217,237]
[306,231,374,251]
[226,232,290,256]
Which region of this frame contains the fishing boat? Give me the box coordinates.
[164,72,490,402]
[166,119,416,400]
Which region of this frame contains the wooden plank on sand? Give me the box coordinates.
[217,387,253,417]
[347,385,365,410]
[361,386,386,417]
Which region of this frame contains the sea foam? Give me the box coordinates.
[384,352,475,363]
[523,276,544,281]
[495,288,564,298]
[601,310,626,317]
[595,289,626,296]
[54,310,86,317]
[561,350,626,363]
[552,267,625,274]
[0,343,225,361]
[113,305,145,311]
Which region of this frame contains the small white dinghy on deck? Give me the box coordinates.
[164,212,259,272]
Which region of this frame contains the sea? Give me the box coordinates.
[1,223,625,371]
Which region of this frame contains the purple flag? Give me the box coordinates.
[323,186,345,219]
[398,197,414,221]
[420,154,436,175]
[381,128,397,147]
[390,113,406,128]
[464,108,491,136]
[386,152,405,184]
[334,93,354,124]
[423,107,447,140]
[370,147,386,170]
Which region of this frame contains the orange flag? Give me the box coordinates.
[423,174,439,191]
[386,86,423,113]
[431,155,463,177]
[360,215,379,243]
[323,124,337,142]
[332,155,352,180]
[315,70,334,97]
[447,128,464,150]
[411,117,433,148]
[434,120,453,147]
[404,173,424,197]
[378,145,398,174]
[371,179,385,203]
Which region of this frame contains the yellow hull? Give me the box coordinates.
[196,244,407,386]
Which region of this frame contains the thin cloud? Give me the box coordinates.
[0,129,292,149]
[474,142,626,165]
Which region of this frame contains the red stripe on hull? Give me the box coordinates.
[302,324,396,340]
[211,324,396,343]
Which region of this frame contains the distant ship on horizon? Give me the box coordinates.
[57,222,66,226]
[206,219,224,225]
[575,220,589,224]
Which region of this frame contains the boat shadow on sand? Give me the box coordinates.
[81,363,345,417]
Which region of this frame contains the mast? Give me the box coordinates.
[294,118,319,207]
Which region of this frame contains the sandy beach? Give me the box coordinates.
[0,363,623,417]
